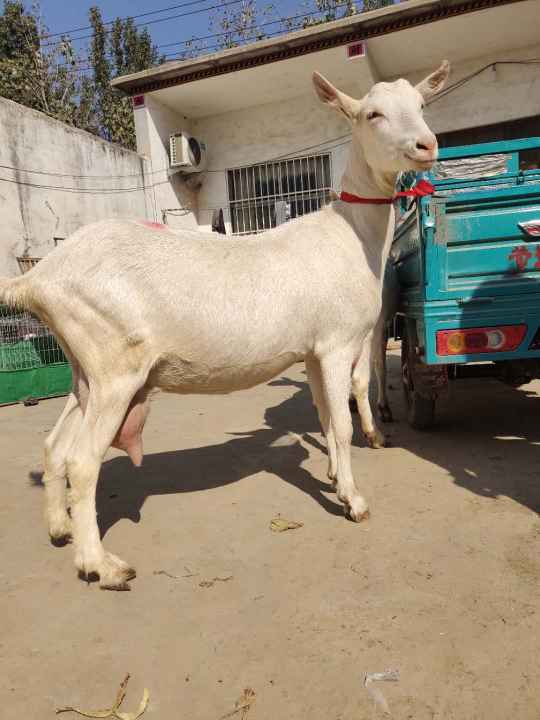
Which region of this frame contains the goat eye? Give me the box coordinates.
[366,111,383,121]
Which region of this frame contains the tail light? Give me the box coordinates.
[436,325,527,356]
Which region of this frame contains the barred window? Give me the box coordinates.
[227,153,332,235]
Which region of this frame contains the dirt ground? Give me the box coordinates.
[1,348,539,720]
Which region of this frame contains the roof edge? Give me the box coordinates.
[112,0,526,95]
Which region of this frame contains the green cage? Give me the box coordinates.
[0,303,72,406]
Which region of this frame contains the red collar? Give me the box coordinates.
[340,179,435,205]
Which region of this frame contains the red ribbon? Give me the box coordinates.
[340,179,435,205]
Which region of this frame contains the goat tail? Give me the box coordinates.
[0,275,31,310]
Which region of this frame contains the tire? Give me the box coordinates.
[401,329,436,430]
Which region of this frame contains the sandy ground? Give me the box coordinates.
[1,348,539,720]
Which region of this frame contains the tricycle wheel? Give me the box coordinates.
[401,332,436,430]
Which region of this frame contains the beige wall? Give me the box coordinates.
[0,97,154,277]
[411,44,540,136]
[134,95,199,231]
[135,87,355,234]
[193,92,351,232]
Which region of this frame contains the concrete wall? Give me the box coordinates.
[0,97,153,277]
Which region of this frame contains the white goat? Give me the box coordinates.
[352,258,400,448]
[0,62,449,589]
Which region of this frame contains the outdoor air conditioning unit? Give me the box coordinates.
[169,132,207,173]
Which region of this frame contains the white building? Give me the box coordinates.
[112,0,540,236]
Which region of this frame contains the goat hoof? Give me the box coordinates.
[364,429,386,449]
[93,552,136,590]
[75,552,137,590]
[327,470,338,488]
[100,580,132,592]
[342,496,370,523]
[99,568,136,591]
[48,516,73,545]
[377,404,394,423]
[51,533,72,547]
[345,506,370,523]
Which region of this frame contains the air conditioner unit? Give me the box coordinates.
[169,132,207,173]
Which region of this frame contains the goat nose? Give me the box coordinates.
[415,135,437,156]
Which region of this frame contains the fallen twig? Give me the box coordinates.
[219,688,256,720]
[56,674,149,720]
[199,575,233,588]
[153,568,199,580]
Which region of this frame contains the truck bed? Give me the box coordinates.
[393,137,540,365]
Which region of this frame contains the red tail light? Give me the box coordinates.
[436,325,527,356]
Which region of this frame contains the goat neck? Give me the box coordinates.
[341,141,398,200]
[337,142,398,274]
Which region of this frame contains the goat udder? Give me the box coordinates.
[112,395,150,467]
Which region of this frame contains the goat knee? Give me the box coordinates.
[333,418,353,448]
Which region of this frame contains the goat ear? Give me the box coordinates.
[312,71,361,122]
[415,60,450,101]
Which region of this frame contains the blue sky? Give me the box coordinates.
[38,0,316,62]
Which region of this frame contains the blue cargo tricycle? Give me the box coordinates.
[393,137,540,428]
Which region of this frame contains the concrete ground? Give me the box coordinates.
[1,348,539,720]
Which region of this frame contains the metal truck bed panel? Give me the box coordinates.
[426,184,540,300]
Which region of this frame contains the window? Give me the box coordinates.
[227,153,332,235]
[437,115,540,148]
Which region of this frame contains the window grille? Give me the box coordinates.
[227,153,332,235]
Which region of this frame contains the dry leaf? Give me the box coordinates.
[56,675,149,720]
[270,516,303,533]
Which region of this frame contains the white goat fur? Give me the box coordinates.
[359,259,400,444]
[0,62,449,589]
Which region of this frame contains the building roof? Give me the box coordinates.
[111,0,525,96]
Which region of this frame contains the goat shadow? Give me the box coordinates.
[29,354,540,539]
[383,352,540,515]
[31,374,369,538]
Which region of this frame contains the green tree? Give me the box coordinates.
[88,5,163,149]
[362,0,394,11]
[208,0,275,51]
[0,1,89,127]
[299,0,356,28]
[211,0,399,41]
[0,2,163,149]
